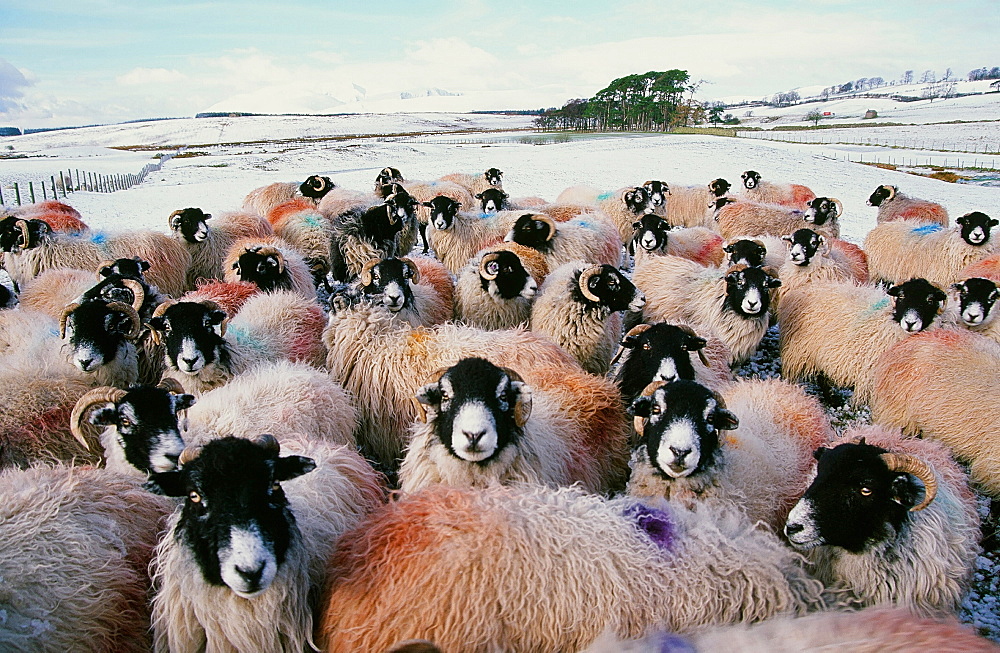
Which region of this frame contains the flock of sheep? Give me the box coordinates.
[0,162,998,652]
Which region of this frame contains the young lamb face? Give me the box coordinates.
[952,277,999,326]
[723,267,781,317]
[169,207,211,244]
[614,323,708,403]
[623,186,651,215]
[423,196,461,230]
[643,181,670,210]
[415,357,530,464]
[299,174,334,200]
[360,257,416,313]
[709,178,732,197]
[785,441,931,553]
[476,187,508,214]
[575,265,646,313]
[146,436,315,598]
[628,380,738,479]
[61,300,139,374]
[232,247,291,293]
[741,170,761,190]
[723,239,767,267]
[867,185,895,207]
[148,302,227,375]
[87,385,193,473]
[483,167,503,186]
[803,197,841,226]
[782,229,824,266]
[956,211,998,246]
[887,278,947,333]
[478,250,536,300]
[631,214,670,253]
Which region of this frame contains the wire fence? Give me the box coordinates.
[0,149,183,207]
[737,130,1000,155]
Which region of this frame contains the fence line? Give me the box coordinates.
[0,148,183,207]
[814,150,998,171]
[736,130,999,156]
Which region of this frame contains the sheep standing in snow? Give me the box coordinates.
[629,214,724,267]
[223,237,317,300]
[356,256,453,327]
[453,244,545,330]
[714,196,842,241]
[241,174,335,218]
[439,167,504,197]
[329,189,421,281]
[504,211,623,270]
[868,184,949,226]
[168,207,273,288]
[739,170,816,209]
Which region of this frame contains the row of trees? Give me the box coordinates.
[969,67,1000,81]
[533,70,706,131]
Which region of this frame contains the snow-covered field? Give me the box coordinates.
[2,110,999,641]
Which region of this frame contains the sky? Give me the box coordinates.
[0,0,998,129]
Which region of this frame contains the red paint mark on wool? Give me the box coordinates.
[267,197,314,227]
[288,305,326,362]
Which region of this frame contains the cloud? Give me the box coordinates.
[0,58,33,112]
[116,67,188,86]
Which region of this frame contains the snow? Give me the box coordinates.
[1,108,999,641]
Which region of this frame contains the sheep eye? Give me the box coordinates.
[189,491,202,503]
[859,487,872,496]
[641,343,651,350]
[650,406,661,415]
[119,417,131,427]
[271,483,281,493]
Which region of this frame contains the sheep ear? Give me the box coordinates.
[274,455,316,482]
[475,192,484,199]
[812,446,829,461]
[766,276,782,289]
[886,284,902,297]
[890,473,923,510]
[422,201,434,208]
[682,334,708,352]
[172,393,197,412]
[781,234,793,243]
[413,383,442,423]
[511,381,532,427]
[627,395,652,419]
[712,408,739,431]
[87,404,117,427]
[144,471,186,497]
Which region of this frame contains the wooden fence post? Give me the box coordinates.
[29,181,36,203]
[14,182,21,205]
[51,176,58,198]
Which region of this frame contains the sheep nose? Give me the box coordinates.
[77,357,94,369]
[785,522,804,537]
[463,429,486,446]
[669,446,691,464]
[181,356,198,367]
[235,563,265,586]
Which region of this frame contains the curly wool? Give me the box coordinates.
[633,226,724,268]
[178,210,273,289]
[317,484,824,652]
[535,213,624,269]
[741,179,815,210]
[17,267,94,320]
[865,219,998,287]
[663,184,721,229]
[874,189,949,226]
[223,235,317,300]
[438,171,501,198]
[241,180,300,218]
[716,200,839,241]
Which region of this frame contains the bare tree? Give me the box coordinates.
[902,70,914,84]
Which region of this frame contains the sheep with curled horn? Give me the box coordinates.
[59,298,144,387]
[714,196,843,241]
[738,170,816,209]
[240,174,336,218]
[328,189,421,282]
[453,244,546,330]
[356,255,453,328]
[505,211,623,271]
[555,184,655,244]
[868,184,948,226]
[223,237,316,299]
[168,207,273,289]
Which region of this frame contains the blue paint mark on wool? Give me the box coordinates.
[912,223,943,235]
[597,191,615,201]
[654,634,698,653]
[89,232,108,245]
[868,297,891,314]
[623,503,675,550]
[304,214,322,228]
[225,326,267,357]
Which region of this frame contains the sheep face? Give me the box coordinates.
[741,170,761,190]
[785,441,928,553]
[628,380,738,479]
[99,256,151,280]
[483,168,503,186]
[0,283,16,309]
[952,277,999,326]
[299,175,335,200]
[146,436,315,597]
[0,216,22,251]
[956,211,998,246]
[614,324,708,403]
[423,196,461,231]
[1,217,51,251]
[574,265,645,313]
[415,358,530,464]
[61,300,139,373]
[232,247,291,293]
[475,187,508,214]
[723,267,781,317]
[623,187,651,215]
[630,214,670,254]
[375,167,404,192]
[867,185,896,207]
[643,180,670,210]
[507,214,555,252]
[148,302,228,375]
[479,250,536,300]
[803,197,841,226]
[169,207,211,244]
[723,239,767,267]
[710,196,737,217]
[887,278,947,333]
[87,386,193,473]
[783,229,824,266]
[360,258,416,313]
[385,190,421,227]
[709,178,732,197]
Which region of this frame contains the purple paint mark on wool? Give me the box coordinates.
[655,633,698,653]
[623,503,676,550]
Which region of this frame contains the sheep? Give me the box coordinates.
[402,180,476,248]
[654,178,732,229]
[714,196,843,241]
[317,186,378,221]
[329,189,421,281]
[629,214,725,267]
[530,261,645,375]
[356,256,454,327]
[316,483,824,652]
[323,297,627,470]
[627,378,833,531]
[778,277,948,405]
[181,278,260,317]
[0,464,173,652]
[870,327,1000,497]
[722,236,786,269]
[947,276,1000,344]
[424,198,510,273]
[959,251,1000,281]
[374,166,404,192]
[0,271,16,309]
[3,219,192,297]
[453,243,547,330]
[222,236,317,299]
[504,211,623,270]
[785,425,981,615]
[148,290,327,395]
[146,433,385,653]
[264,198,339,285]
[58,298,145,387]
[609,323,734,410]
[399,356,629,494]
[439,167,504,197]
[240,174,335,217]
[16,267,94,319]
[739,170,816,209]
[168,207,273,288]
[775,229,870,307]
[868,184,949,226]
[864,212,999,287]
[0,199,89,233]
[633,257,781,365]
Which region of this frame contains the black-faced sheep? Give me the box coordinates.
[864,212,999,287]
[530,261,645,375]
[739,170,816,209]
[556,185,654,243]
[868,184,949,226]
[168,207,274,289]
[402,182,476,253]
[504,211,623,270]
[424,198,510,274]
[785,425,981,615]
[657,178,732,229]
[947,276,1000,344]
[356,256,453,327]
[439,167,503,197]
[240,174,335,217]
[629,214,724,267]
[329,189,420,281]
[714,196,842,241]
[222,236,317,299]
[453,243,547,330]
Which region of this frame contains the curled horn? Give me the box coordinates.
[198,299,228,336]
[157,377,186,394]
[70,386,128,450]
[254,246,286,275]
[578,265,603,303]
[534,214,557,242]
[96,259,117,278]
[676,324,712,367]
[179,445,203,467]
[500,366,532,427]
[148,298,178,345]
[609,323,653,368]
[106,301,142,340]
[829,198,844,218]
[479,252,502,280]
[411,367,450,423]
[633,380,668,437]
[400,258,420,285]
[16,219,31,250]
[119,278,145,313]
[59,302,82,339]
[881,452,938,511]
[256,433,281,454]
[884,185,896,201]
[359,259,379,287]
